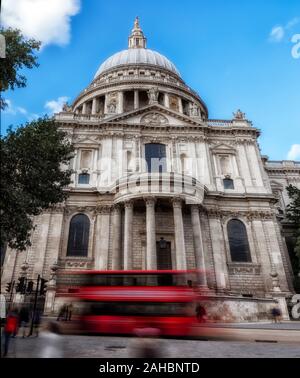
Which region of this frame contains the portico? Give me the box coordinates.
[109,194,206,281]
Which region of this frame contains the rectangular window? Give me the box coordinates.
[80,150,92,169]
[78,173,90,185]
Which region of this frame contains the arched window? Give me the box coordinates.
[67,214,90,257]
[145,144,167,173]
[227,219,251,262]
[223,178,234,190]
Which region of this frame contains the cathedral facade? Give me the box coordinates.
[2,19,300,321]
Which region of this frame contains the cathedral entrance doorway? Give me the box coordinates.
[156,238,172,270]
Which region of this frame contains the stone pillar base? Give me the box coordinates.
[272,294,290,321]
[44,287,56,315]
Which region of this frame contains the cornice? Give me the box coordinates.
[205,191,277,202]
[57,120,260,141]
[203,207,276,221]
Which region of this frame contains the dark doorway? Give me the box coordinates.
[156,240,172,270]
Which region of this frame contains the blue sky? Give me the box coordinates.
[2,0,300,160]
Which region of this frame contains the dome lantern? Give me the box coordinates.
[128,16,147,49]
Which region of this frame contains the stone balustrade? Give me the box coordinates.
[112,172,206,205]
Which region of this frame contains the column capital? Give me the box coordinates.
[144,197,156,207]
[124,200,134,210]
[191,204,200,214]
[50,204,66,214]
[96,205,111,215]
[172,197,183,209]
[112,204,122,214]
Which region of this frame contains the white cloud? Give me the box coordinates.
[269,17,300,43]
[45,96,70,114]
[1,0,81,47]
[4,99,28,116]
[287,145,300,161]
[269,26,285,42]
[286,17,300,30]
[3,99,40,120]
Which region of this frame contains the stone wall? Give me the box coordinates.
[202,296,285,322]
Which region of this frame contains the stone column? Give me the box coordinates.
[209,215,230,291]
[173,198,187,270]
[164,93,170,108]
[104,94,109,115]
[124,201,134,270]
[41,208,64,277]
[33,213,51,278]
[92,98,97,115]
[82,102,87,115]
[191,205,207,286]
[134,90,139,110]
[118,91,124,114]
[1,247,18,287]
[94,206,111,270]
[111,205,122,270]
[178,98,183,114]
[145,197,157,270]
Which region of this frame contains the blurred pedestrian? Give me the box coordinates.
[32,308,42,337]
[196,304,207,323]
[130,327,162,358]
[271,306,282,323]
[2,308,19,357]
[19,305,30,338]
[57,304,67,321]
[67,303,73,321]
[37,321,64,358]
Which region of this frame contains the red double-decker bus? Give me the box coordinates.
[57,270,204,337]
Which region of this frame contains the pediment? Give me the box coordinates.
[270,180,284,190]
[73,135,100,145]
[210,143,236,154]
[103,104,204,127]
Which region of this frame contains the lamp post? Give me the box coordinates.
[159,237,167,250]
[28,274,41,337]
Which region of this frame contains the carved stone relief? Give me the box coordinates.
[141,113,169,126]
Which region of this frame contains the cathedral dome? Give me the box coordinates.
[94,48,180,78]
[94,17,180,78]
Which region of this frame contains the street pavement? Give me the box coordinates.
[190,322,300,343]
[2,322,300,359]
[2,334,300,358]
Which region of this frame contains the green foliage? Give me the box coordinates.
[0,28,41,110]
[286,185,300,226]
[286,185,300,284]
[295,230,300,270]
[0,117,74,250]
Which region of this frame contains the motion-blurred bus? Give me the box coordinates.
[56,270,205,337]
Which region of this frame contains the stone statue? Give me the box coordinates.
[190,103,200,117]
[62,102,72,112]
[108,102,116,113]
[147,87,159,104]
[107,92,118,114]
[233,109,246,120]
